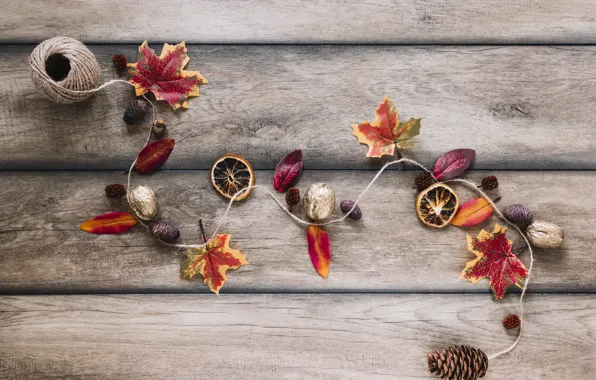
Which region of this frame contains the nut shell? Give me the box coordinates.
[526,220,564,248]
[303,183,335,221]
[128,185,157,221]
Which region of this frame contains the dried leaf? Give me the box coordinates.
[352,97,422,158]
[128,41,207,110]
[181,234,247,295]
[460,224,528,299]
[273,149,303,192]
[307,225,331,278]
[80,212,137,234]
[451,197,494,227]
[135,138,175,173]
[432,149,475,181]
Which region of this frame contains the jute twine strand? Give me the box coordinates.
[28,37,531,361]
[29,36,101,104]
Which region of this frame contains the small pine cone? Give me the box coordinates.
[480,175,498,191]
[105,184,126,198]
[152,120,167,138]
[415,171,434,192]
[502,314,521,329]
[286,188,300,208]
[503,204,534,230]
[112,54,127,70]
[123,99,148,125]
[149,220,180,243]
[428,345,488,380]
[340,200,362,220]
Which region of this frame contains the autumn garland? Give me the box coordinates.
[29,39,566,380]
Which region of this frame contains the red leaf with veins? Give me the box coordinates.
[460,224,528,299]
[433,149,475,181]
[128,41,206,110]
[135,138,175,173]
[273,149,303,192]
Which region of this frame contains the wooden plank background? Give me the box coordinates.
[3,1,596,44]
[0,1,594,379]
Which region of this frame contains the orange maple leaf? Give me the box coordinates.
[181,234,247,295]
[352,97,422,158]
[460,224,528,300]
[127,41,207,110]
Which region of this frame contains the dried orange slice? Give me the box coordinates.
[416,182,459,228]
[211,154,255,201]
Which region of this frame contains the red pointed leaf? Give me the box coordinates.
[433,149,475,181]
[128,41,207,110]
[307,225,331,278]
[451,197,494,227]
[460,224,528,299]
[135,138,175,173]
[273,149,303,192]
[80,212,137,234]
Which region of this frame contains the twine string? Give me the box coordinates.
[31,56,530,361]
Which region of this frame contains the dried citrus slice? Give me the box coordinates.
[416,182,459,228]
[211,154,255,201]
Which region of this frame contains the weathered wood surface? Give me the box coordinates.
[3,45,596,170]
[4,1,596,44]
[1,294,594,379]
[0,170,586,293]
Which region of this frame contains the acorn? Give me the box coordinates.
[127,185,157,221]
[502,314,521,329]
[112,54,127,70]
[105,183,126,198]
[149,220,180,243]
[152,119,166,138]
[480,175,499,191]
[285,188,300,208]
[340,200,362,220]
[123,99,148,125]
[414,171,434,192]
[503,204,533,230]
[526,221,564,249]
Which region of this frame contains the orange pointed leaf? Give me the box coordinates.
[460,224,528,299]
[127,41,207,110]
[451,197,494,227]
[181,234,247,295]
[352,97,422,158]
[80,212,137,234]
[307,225,331,278]
[135,138,175,173]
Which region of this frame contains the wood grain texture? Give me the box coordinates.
[0,170,588,293]
[1,294,594,379]
[3,1,596,44]
[3,44,596,170]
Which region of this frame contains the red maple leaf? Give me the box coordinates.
[352,97,422,158]
[460,224,528,299]
[181,234,247,295]
[128,41,207,110]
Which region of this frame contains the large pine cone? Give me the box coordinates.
[428,345,488,380]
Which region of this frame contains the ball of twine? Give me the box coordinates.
[29,36,100,104]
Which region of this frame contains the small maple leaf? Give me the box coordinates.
[460,224,528,300]
[352,97,422,158]
[128,41,207,110]
[181,234,247,295]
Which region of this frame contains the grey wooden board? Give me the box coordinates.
[0,170,587,293]
[1,294,594,379]
[4,1,596,44]
[3,45,596,170]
